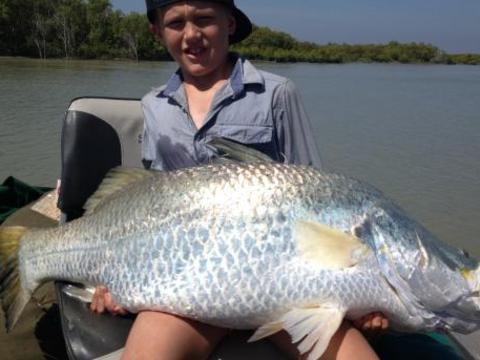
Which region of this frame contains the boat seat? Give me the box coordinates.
[55,97,285,360]
[58,97,144,222]
[56,97,143,360]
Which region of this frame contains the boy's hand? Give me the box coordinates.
[353,312,389,332]
[90,286,128,316]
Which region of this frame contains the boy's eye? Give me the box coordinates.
[196,15,215,25]
[164,19,184,29]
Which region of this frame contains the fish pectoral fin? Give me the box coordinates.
[296,221,370,269]
[62,284,96,303]
[83,167,155,215]
[249,305,345,360]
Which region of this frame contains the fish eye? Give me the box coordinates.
[462,249,470,258]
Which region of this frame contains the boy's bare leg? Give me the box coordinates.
[269,321,379,360]
[319,321,380,360]
[92,288,382,360]
[91,287,228,360]
[121,311,229,360]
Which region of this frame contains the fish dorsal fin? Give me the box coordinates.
[295,221,370,269]
[83,167,154,216]
[249,305,345,360]
[207,137,274,164]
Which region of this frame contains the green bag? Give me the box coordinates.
[0,176,52,225]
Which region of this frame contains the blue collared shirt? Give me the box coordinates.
[141,55,322,171]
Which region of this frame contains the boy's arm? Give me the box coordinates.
[273,79,323,169]
[141,97,159,171]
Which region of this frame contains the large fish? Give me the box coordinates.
[1,141,479,359]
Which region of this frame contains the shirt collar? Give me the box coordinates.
[160,69,184,98]
[156,53,264,99]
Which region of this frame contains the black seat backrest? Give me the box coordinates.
[58,97,144,221]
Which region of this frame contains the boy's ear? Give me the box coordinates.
[228,14,236,37]
[150,23,164,44]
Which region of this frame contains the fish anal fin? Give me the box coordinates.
[296,221,369,269]
[249,305,345,360]
[299,307,344,360]
[62,284,96,303]
[83,167,154,216]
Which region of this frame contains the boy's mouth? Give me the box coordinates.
[185,47,207,57]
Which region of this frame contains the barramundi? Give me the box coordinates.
[1,142,479,359]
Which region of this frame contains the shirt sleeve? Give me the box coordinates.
[141,95,159,170]
[273,79,322,170]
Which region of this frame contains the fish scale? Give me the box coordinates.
[1,160,479,359]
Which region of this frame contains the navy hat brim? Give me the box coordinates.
[229,6,252,44]
[146,0,252,44]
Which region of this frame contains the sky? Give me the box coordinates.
[111,0,480,53]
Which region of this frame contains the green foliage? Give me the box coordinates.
[0,0,478,64]
[233,38,455,64]
[0,0,36,56]
[240,26,297,50]
[448,54,480,65]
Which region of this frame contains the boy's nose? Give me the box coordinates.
[184,21,202,42]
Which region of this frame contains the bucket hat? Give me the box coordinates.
[145,0,252,44]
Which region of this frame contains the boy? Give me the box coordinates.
[91,1,387,358]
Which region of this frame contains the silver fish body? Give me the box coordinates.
[13,162,480,356]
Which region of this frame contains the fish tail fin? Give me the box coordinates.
[0,226,30,332]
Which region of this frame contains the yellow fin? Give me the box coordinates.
[83,167,154,216]
[0,226,30,332]
[295,221,369,269]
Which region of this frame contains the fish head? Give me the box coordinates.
[369,206,480,332]
[414,244,480,333]
[407,231,480,332]
[459,265,480,311]
[437,263,480,334]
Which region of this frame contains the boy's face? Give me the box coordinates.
[152,1,236,81]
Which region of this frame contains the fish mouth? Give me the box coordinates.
[461,266,480,291]
[474,266,480,294]
[471,266,480,311]
[458,266,480,316]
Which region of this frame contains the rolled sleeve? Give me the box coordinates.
[141,98,156,163]
[274,80,322,169]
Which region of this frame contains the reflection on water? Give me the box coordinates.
[0,58,479,256]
